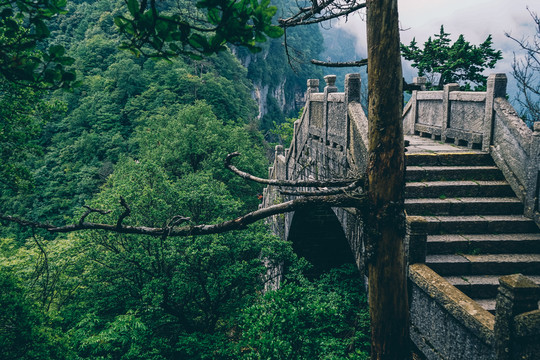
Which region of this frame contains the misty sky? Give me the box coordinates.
[336,0,539,97]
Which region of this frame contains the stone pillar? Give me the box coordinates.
[306,78,319,99]
[345,73,362,153]
[441,83,460,143]
[484,74,508,151]
[494,274,540,360]
[345,73,362,104]
[413,76,427,91]
[274,145,286,180]
[323,75,338,146]
[407,216,428,264]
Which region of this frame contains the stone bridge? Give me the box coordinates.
[261,73,540,359]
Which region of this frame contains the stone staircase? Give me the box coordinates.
[405,150,540,313]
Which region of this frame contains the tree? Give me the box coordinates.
[506,7,540,126]
[365,0,409,358]
[401,25,502,90]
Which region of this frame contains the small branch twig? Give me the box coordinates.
[278,177,364,196]
[80,205,111,225]
[225,152,355,187]
[116,196,131,228]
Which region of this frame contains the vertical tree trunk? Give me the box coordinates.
[366,0,410,359]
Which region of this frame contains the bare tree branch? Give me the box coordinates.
[310,59,367,67]
[225,152,356,187]
[506,7,540,124]
[279,0,366,28]
[278,178,364,196]
[80,205,111,225]
[116,196,131,228]
[0,194,367,237]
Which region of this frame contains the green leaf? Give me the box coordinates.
[264,25,283,38]
[127,0,139,16]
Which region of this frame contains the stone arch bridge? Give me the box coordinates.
[261,73,540,359]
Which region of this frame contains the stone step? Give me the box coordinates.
[473,299,496,314]
[405,197,523,216]
[446,275,540,299]
[416,215,539,235]
[406,165,505,182]
[405,152,494,167]
[426,254,540,276]
[405,181,515,198]
[427,233,540,255]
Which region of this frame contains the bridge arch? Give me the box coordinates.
[287,206,356,278]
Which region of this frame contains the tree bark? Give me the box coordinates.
[366,0,410,359]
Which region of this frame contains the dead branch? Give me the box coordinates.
[116,196,131,228]
[225,152,355,187]
[0,193,367,237]
[80,205,111,225]
[278,178,364,196]
[279,0,366,28]
[311,59,367,67]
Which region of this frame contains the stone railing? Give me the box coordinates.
[410,264,540,360]
[262,73,369,278]
[402,74,507,151]
[489,95,540,222]
[403,74,540,224]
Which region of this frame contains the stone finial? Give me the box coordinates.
[323,75,338,95]
[307,79,319,92]
[487,73,507,98]
[413,77,427,91]
[444,83,460,92]
[275,145,284,156]
[498,274,540,311]
[324,75,336,87]
[345,73,361,104]
[495,274,540,360]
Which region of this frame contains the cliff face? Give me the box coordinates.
[233,22,324,132]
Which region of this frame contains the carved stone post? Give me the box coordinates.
[323,75,338,146]
[441,83,460,143]
[494,274,540,360]
[407,216,428,264]
[484,74,508,151]
[306,78,319,98]
[345,73,361,153]
[413,76,427,91]
[345,73,361,104]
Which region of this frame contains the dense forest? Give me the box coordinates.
[0,0,370,359]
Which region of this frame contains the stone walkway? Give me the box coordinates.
[405,135,485,154]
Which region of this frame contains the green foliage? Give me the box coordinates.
[0,80,52,190]
[237,265,370,359]
[270,108,302,147]
[0,0,77,88]
[0,269,70,359]
[401,25,502,90]
[115,0,283,59]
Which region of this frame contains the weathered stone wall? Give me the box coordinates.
[409,264,496,360]
[490,96,540,221]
